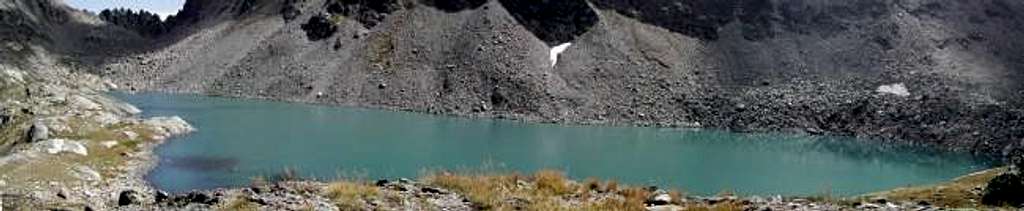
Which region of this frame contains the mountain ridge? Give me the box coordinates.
[95,0,1024,156]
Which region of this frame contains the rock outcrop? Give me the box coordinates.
[983,149,1024,207]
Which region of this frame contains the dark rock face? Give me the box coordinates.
[300,14,338,41]
[497,0,599,45]
[589,0,890,41]
[983,149,1024,207]
[419,0,488,12]
[982,172,1024,207]
[590,0,734,40]
[326,0,403,28]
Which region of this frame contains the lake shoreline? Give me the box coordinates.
[0,81,1005,209]
[107,91,999,210]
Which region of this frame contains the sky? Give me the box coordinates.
[65,0,186,20]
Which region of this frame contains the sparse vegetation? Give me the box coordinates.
[423,170,664,211]
[864,168,1008,208]
[324,181,379,210]
[218,196,259,211]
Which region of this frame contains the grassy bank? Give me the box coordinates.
[210,168,1013,211]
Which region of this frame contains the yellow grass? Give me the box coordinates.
[863,167,1007,208]
[324,181,379,210]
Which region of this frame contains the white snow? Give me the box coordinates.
[877,83,911,97]
[549,43,572,67]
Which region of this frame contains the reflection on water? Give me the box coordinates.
[114,92,992,196]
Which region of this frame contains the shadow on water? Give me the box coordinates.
[164,156,240,172]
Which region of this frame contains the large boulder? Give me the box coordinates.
[118,190,141,206]
[33,139,88,156]
[27,122,49,142]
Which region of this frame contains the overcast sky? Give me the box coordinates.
[65,0,186,19]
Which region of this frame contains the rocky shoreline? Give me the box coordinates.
[0,61,1012,210]
[0,63,195,210]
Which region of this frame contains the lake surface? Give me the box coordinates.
[114,92,992,196]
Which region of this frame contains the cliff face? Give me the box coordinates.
[50,0,1024,155]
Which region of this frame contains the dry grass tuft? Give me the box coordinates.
[534,170,573,195]
[425,172,517,209]
[324,181,379,210]
[618,187,652,206]
[864,168,1006,208]
[603,180,620,193]
[583,198,646,211]
[217,196,259,211]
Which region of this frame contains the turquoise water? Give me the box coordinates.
[114,92,991,196]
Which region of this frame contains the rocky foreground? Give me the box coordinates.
[0,52,193,209]
[41,168,1023,211]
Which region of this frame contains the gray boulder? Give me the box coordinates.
[646,190,673,206]
[34,139,88,156]
[28,122,49,142]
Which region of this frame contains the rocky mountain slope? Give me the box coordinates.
[99,0,1024,156]
[0,1,193,209]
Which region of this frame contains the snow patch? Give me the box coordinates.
[549,43,572,67]
[877,83,911,97]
